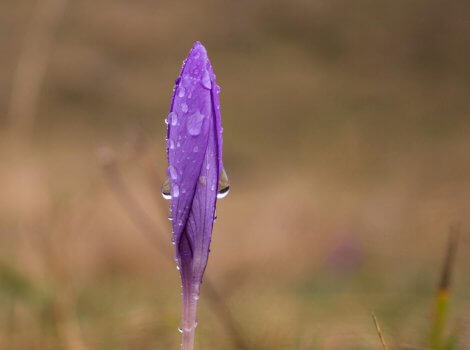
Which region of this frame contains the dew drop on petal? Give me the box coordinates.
[168,165,178,180]
[169,139,175,149]
[169,112,178,126]
[161,178,171,200]
[217,168,230,199]
[199,176,207,185]
[177,86,185,98]
[193,146,199,153]
[172,184,180,198]
[181,103,188,113]
[201,70,211,89]
[187,110,205,136]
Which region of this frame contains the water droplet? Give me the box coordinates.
[217,168,230,199]
[193,294,200,301]
[172,184,180,198]
[201,70,211,89]
[178,326,183,334]
[206,163,210,170]
[161,178,171,200]
[177,86,185,98]
[168,165,178,180]
[187,110,205,136]
[181,103,188,113]
[169,139,175,149]
[164,118,168,125]
[177,142,181,148]
[169,111,178,126]
[193,146,199,153]
[215,85,221,94]
[199,176,207,185]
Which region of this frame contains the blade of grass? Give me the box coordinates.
[429,225,460,350]
[372,313,389,350]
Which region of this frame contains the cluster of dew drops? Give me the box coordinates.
[161,64,229,204]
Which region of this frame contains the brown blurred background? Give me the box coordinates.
[1,0,470,349]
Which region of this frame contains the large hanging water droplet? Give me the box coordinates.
[187,110,205,136]
[217,168,230,199]
[161,178,171,200]
[201,70,211,89]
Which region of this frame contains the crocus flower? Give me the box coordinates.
[163,41,228,350]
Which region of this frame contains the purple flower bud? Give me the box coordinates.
[164,42,228,349]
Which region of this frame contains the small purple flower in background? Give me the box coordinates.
[162,42,229,350]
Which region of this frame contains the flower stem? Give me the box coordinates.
[181,283,199,350]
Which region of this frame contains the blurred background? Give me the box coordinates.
[1,0,470,349]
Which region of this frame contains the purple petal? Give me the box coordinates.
[166,42,223,291]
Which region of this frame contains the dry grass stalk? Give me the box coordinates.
[7,0,68,143]
[372,313,389,350]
